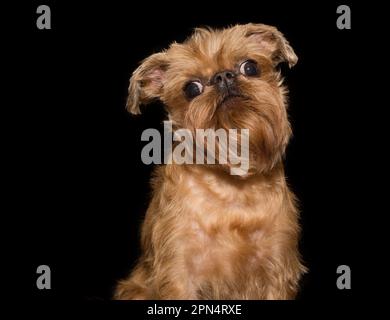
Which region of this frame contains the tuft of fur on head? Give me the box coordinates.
[126,23,297,175]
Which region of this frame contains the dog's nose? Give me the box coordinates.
[211,70,236,92]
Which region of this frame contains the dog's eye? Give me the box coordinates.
[183,81,203,99]
[239,60,259,76]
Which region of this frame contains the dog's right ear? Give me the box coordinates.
[126,52,168,114]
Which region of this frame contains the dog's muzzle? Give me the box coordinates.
[210,70,240,96]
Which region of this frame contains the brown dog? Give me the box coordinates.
[115,23,306,299]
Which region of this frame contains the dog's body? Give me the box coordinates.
[115,24,306,300]
[116,164,303,299]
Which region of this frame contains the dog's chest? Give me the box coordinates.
[178,174,279,280]
[184,220,267,279]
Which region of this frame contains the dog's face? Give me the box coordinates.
[127,24,297,176]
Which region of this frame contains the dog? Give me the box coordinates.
[115,23,306,299]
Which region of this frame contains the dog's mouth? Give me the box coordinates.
[217,94,246,109]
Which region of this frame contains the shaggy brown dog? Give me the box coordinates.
[115,23,306,299]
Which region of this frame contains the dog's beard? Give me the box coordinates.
[180,84,291,176]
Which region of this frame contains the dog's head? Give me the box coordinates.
[127,23,297,176]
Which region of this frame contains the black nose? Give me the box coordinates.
[211,70,236,92]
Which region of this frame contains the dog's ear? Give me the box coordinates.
[126,52,169,114]
[245,23,298,68]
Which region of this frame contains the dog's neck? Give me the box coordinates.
[183,162,286,186]
[161,162,288,207]
[155,162,292,231]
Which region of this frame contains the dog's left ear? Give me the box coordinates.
[126,52,169,114]
[245,23,298,68]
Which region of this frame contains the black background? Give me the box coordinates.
[8,0,379,311]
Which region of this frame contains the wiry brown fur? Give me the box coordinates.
[115,23,306,300]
